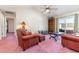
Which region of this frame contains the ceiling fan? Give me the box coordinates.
[42,5,57,14]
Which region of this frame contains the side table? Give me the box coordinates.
[39,35,45,42]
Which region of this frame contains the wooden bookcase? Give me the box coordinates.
[48,17,55,33]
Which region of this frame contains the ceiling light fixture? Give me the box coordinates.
[45,9,50,13]
[42,5,57,13]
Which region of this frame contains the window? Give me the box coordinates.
[57,15,76,34]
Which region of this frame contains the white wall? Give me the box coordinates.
[0,11,6,40]
[15,7,48,33]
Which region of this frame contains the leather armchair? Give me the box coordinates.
[16,29,40,51]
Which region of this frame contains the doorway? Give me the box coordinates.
[6,18,14,33]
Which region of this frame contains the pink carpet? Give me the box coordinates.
[0,33,76,53]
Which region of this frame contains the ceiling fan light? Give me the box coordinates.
[45,9,50,13]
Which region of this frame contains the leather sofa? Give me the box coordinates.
[16,29,45,51]
[61,34,79,52]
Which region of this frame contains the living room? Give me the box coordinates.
[0,5,79,53]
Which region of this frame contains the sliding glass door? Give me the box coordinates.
[65,16,75,34]
[58,18,66,34]
[57,15,75,34]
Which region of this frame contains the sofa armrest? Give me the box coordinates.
[22,35,40,40]
[26,32,32,35]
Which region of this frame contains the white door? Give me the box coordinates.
[7,18,14,33]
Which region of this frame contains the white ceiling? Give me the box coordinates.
[0,5,79,17]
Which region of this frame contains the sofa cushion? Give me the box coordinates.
[61,34,79,43]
